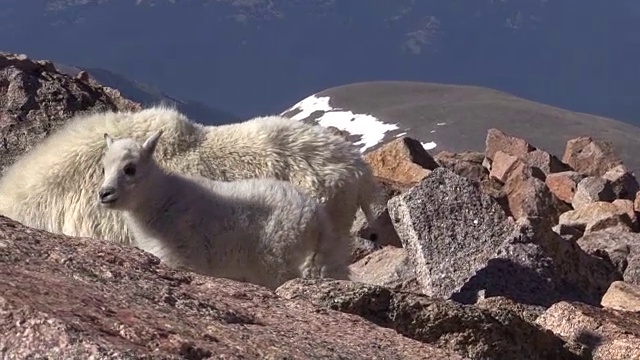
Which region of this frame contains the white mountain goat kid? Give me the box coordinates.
[98,130,349,289]
[0,106,377,247]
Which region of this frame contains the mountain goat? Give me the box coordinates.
[98,130,349,289]
[0,105,376,246]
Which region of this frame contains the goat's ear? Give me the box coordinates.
[142,129,163,156]
[104,133,114,148]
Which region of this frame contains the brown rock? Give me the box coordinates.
[562,136,624,177]
[485,128,535,161]
[0,52,141,173]
[603,164,640,200]
[559,201,633,234]
[613,199,638,230]
[635,190,640,212]
[433,150,488,183]
[536,301,640,360]
[601,281,640,312]
[489,150,520,183]
[502,161,570,223]
[277,279,580,360]
[0,216,454,359]
[348,246,420,292]
[571,176,616,211]
[545,171,585,204]
[363,136,439,186]
[521,149,570,177]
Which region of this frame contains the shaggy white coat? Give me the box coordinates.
[98,131,348,289]
[0,105,376,245]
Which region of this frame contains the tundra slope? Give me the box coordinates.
[98,130,348,289]
[0,106,376,245]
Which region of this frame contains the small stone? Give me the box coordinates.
[489,150,520,183]
[348,246,420,293]
[612,199,637,231]
[571,176,616,211]
[363,137,439,187]
[603,164,640,200]
[545,171,585,204]
[601,281,640,312]
[521,149,570,177]
[485,128,534,161]
[563,136,624,177]
[433,150,488,183]
[502,161,569,223]
[559,201,633,234]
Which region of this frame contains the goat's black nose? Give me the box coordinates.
[98,187,117,203]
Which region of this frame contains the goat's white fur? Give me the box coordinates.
[98,130,348,289]
[0,105,377,245]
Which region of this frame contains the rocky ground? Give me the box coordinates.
[2,52,640,359]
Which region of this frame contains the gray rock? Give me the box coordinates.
[577,230,640,286]
[527,217,623,305]
[572,176,616,211]
[276,279,582,360]
[433,150,488,183]
[388,167,621,306]
[0,52,141,173]
[603,164,640,200]
[387,167,516,301]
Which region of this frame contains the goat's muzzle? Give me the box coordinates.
[98,187,118,205]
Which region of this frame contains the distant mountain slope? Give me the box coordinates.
[54,64,239,125]
[282,81,640,174]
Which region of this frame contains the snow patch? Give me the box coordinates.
[421,141,437,150]
[437,122,447,126]
[284,95,400,152]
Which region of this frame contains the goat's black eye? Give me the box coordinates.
[123,164,136,176]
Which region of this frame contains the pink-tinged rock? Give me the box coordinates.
[545,171,585,204]
[485,128,534,161]
[563,136,624,177]
[489,150,521,183]
[537,301,640,360]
